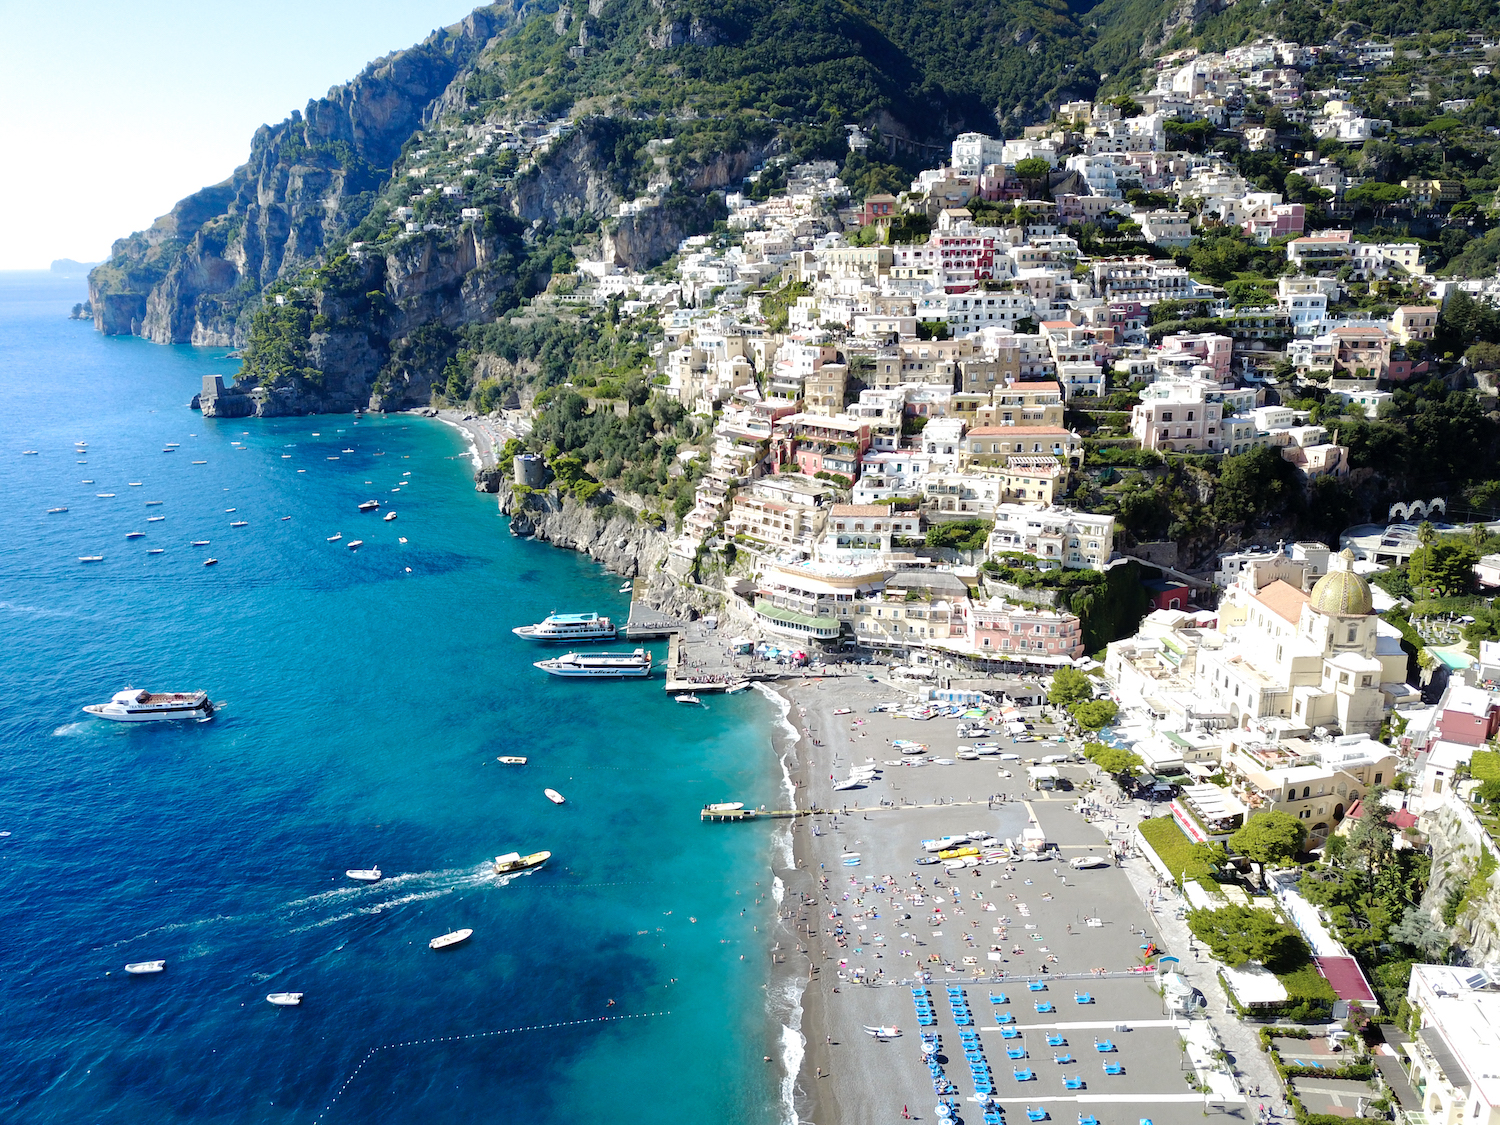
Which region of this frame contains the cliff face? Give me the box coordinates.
[88,5,517,347]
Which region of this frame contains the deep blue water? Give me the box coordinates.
[0,273,783,1124]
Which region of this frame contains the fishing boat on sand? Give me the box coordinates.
[863,1025,901,1039]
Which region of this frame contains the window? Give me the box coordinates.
[1302,786,1311,798]
[1374,772,1383,784]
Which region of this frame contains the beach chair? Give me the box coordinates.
[985,1111,1005,1125]
[1026,1108,1048,1121]
[1013,1068,1034,1081]
[1046,1033,1065,1047]
[1079,1115,1100,1125]
[1028,981,1047,992]
[1141,1118,1154,1125]
[1074,992,1093,1004]
[1001,1027,1021,1039]
[1064,1076,1085,1090]
[1052,1053,1074,1064]
[991,993,1009,1004]
[1035,1001,1054,1013]
[996,1011,1015,1024]
[1007,1046,1027,1060]
[1103,1062,1125,1075]
[1094,1039,1116,1053]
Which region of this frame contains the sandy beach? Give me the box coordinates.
[764,670,1272,1125]
[424,407,530,471]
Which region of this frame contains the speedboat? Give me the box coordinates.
[147,549,164,555]
[346,867,382,882]
[357,500,380,512]
[429,929,473,950]
[78,555,103,563]
[22,450,37,455]
[203,558,218,566]
[533,649,651,678]
[496,756,528,765]
[512,611,617,643]
[863,1025,901,1039]
[493,850,550,875]
[125,532,144,539]
[544,788,565,804]
[676,694,701,705]
[192,460,206,464]
[230,521,248,528]
[704,802,744,813]
[191,540,210,546]
[619,583,632,593]
[47,507,67,514]
[266,992,303,1006]
[327,534,342,542]
[346,540,362,550]
[1069,855,1108,870]
[84,688,214,722]
[145,500,162,506]
[124,960,166,974]
[384,512,397,521]
[398,537,407,544]
[147,516,164,522]
[725,682,750,694]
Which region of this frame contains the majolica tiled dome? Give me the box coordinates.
[1308,549,1373,616]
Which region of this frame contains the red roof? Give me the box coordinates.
[1387,809,1419,830]
[1313,955,1377,1005]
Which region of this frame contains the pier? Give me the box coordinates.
[623,579,681,641]
[701,805,828,822]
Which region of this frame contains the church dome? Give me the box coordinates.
[1308,549,1373,615]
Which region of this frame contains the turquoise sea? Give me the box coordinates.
[0,273,787,1124]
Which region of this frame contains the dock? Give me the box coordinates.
[623,579,681,640]
[701,796,1014,823]
[701,805,828,822]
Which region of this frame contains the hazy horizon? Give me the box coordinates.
[0,0,482,271]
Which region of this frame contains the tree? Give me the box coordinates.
[1229,811,1307,872]
[1014,158,1053,198]
[1417,521,1437,549]
[1087,744,1140,774]
[1408,541,1478,597]
[1047,667,1094,708]
[1185,904,1308,970]
[1072,699,1119,730]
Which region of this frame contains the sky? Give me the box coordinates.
[0,0,479,270]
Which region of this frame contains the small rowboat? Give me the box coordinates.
[124,960,166,974]
[863,1025,901,1039]
[429,929,473,950]
[266,992,303,1006]
[497,756,528,765]
[544,788,565,805]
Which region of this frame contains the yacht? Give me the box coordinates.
[496,756,528,765]
[203,558,218,566]
[145,501,162,506]
[544,789,565,804]
[84,688,215,723]
[429,929,472,950]
[493,850,550,875]
[346,867,382,882]
[512,611,617,643]
[266,993,303,1006]
[675,694,701,706]
[533,649,651,678]
[383,512,397,522]
[124,960,166,974]
[357,500,380,512]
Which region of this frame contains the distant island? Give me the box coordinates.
[51,259,99,278]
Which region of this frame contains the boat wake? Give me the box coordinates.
[52,721,90,737]
[771,976,806,1125]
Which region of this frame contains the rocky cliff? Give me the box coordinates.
[1422,803,1500,963]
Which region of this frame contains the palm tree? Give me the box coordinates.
[1417,520,1437,548]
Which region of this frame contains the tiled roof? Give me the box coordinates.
[1254,579,1309,624]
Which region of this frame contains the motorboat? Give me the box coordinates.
[145,500,162,506]
[47,507,67,514]
[125,532,144,539]
[429,929,473,950]
[384,512,397,521]
[533,649,651,678]
[863,1025,901,1039]
[147,549,163,555]
[358,500,380,512]
[96,492,115,498]
[676,694,701,706]
[191,540,210,546]
[230,521,248,528]
[78,556,103,563]
[266,993,303,1006]
[1069,855,1108,870]
[147,516,164,522]
[22,450,37,455]
[544,788,565,804]
[327,534,342,542]
[124,960,166,974]
[493,851,550,875]
[203,558,218,566]
[128,482,142,487]
[192,460,206,465]
[398,537,407,544]
[341,448,354,454]
[725,682,750,694]
[619,583,632,593]
[84,688,215,723]
[496,756,528,765]
[512,611,617,643]
[346,867,382,882]
[346,540,362,550]
[704,802,744,813]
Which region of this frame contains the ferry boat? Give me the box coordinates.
[512,611,617,643]
[493,850,550,875]
[533,649,651,678]
[429,929,472,950]
[84,688,215,723]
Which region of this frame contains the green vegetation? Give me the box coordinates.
[1082,741,1143,775]
[925,519,992,551]
[1139,816,1220,887]
[1229,811,1307,873]
[1186,904,1307,971]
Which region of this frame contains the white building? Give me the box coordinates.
[1405,964,1500,1125]
[987,504,1114,570]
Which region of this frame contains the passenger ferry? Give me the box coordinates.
[83,688,215,722]
[533,649,652,678]
[511,611,617,643]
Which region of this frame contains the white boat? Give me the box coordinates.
[704,802,744,813]
[863,1025,901,1039]
[191,460,206,465]
[47,507,67,513]
[346,540,362,550]
[512,611,617,643]
[79,555,103,563]
[832,778,865,791]
[493,850,550,875]
[384,512,397,522]
[125,532,144,539]
[1069,855,1108,870]
[129,482,142,487]
[203,558,218,566]
[619,583,632,593]
[22,450,37,455]
[145,500,162,506]
[147,516,164,522]
[357,500,380,512]
[230,521,247,528]
[725,682,751,694]
[676,694,701,705]
[533,649,651,678]
[429,929,473,950]
[266,992,303,1006]
[124,960,166,974]
[544,788,565,804]
[327,534,342,542]
[84,688,214,723]
[346,867,382,882]
[148,549,164,555]
[191,540,210,546]
[496,756,528,765]
[398,537,407,544]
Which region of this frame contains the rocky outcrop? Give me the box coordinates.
[601,193,730,269]
[88,3,517,346]
[1422,803,1500,963]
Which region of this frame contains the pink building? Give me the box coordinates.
[1243,202,1305,243]
[969,599,1084,660]
[1160,332,1233,380]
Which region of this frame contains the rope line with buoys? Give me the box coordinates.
[315,1010,672,1121]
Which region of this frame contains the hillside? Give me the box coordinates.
[89,0,1178,411]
